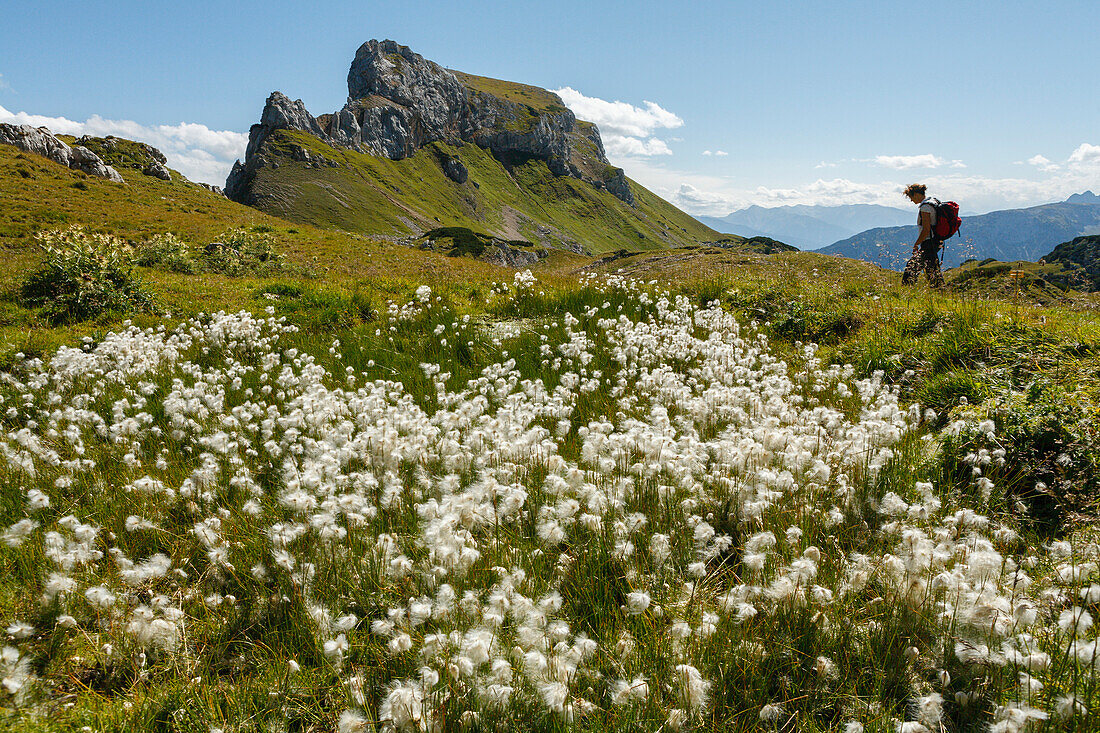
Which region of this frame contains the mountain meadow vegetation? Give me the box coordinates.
[2,135,1100,733]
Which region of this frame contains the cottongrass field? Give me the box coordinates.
[0,272,1098,732]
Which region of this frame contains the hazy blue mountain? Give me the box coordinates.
[819,194,1100,270]
[693,217,774,241]
[1066,190,1100,204]
[697,204,912,250]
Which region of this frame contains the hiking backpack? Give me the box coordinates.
[930,199,962,241]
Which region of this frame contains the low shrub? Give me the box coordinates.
[201,228,286,276]
[136,229,291,277]
[136,232,195,273]
[19,226,157,324]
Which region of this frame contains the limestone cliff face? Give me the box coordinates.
[226,40,633,205]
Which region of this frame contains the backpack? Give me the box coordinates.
[929,198,962,241]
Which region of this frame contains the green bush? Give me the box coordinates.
[19,226,157,324]
[136,232,195,273]
[995,384,1100,524]
[136,229,292,277]
[202,228,286,276]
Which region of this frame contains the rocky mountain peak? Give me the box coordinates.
[347,40,465,117]
[227,40,634,206]
[250,92,326,158]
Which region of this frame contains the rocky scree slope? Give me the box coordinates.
[223,40,724,255]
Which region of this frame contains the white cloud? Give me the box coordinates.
[753,186,806,203]
[1069,143,1100,168]
[702,150,712,156]
[553,87,682,159]
[554,87,682,138]
[0,104,246,185]
[605,136,673,157]
[675,183,737,212]
[1025,154,1060,173]
[874,154,965,170]
[807,178,888,199]
[0,74,11,93]
[714,150,728,157]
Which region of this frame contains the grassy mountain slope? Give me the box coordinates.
[241,128,723,255]
[943,257,1090,305]
[0,138,527,282]
[451,70,566,110]
[0,143,266,245]
[820,199,1100,270]
[0,138,566,361]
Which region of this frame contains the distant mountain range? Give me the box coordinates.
[696,204,913,250]
[819,192,1100,270]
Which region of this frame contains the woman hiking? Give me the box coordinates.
[901,183,945,288]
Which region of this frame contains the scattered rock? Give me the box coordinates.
[479,242,542,268]
[75,135,171,180]
[415,226,547,268]
[143,160,171,180]
[441,155,468,184]
[0,123,125,183]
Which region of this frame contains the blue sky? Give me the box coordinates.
[2,0,1098,214]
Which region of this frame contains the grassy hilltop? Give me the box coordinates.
[2,132,1100,733]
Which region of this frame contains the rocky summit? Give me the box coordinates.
[226,39,632,206]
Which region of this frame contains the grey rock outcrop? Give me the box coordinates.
[69,145,124,182]
[0,123,125,183]
[440,154,468,184]
[344,40,467,156]
[251,92,327,159]
[227,39,633,206]
[1,123,73,166]
[226,92,325,201]
[74,135,172,180]
[479,242,542,268]
[143,160,171,180]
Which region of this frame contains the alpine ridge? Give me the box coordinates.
[227,40,633,206]
[220,40,730,255]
